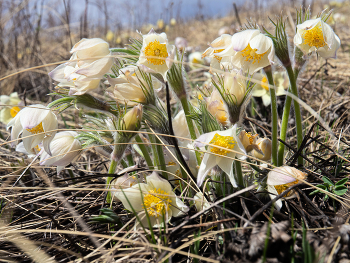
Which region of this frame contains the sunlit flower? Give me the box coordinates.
[7,104,58,155]
[111,167,139,202]
[202,34,232,73]
[238,130,259,153]
[137,29,175,78]
[122,104,143,131]
[195,124,246,187]
[172,110,199,141]
[106,66,160,105]
[252,137,272,161]
[251,71,288,106]
[49,38,114,95]
[40,131,82,173]
[157,19,165,29]
[219,29,274,73]
[114,172,189,228]
[205,90,229,126]
[188,52,204,69]
[0,92,23,125]
[223,70,247,106]
[106,30,114,42]
[267,166,307,210]
[170,18,177,26]
[294,18,340,59]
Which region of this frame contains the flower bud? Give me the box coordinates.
[238,130,259,153]
[252,137,272,161]
[223,72,246,106]
[122,104,143,131]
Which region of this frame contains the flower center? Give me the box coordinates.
[209,133,236,156]
[302,24,326,49]
[144,40,168,65]
[246,132,258,145]
[241,44,266,64]
[34,144,41,153]
[261,76,269,91]
[26,122,44,134]
[10,106,20,118]
[143,188,172,218]
[213,49,224,62]
[274,180,299,197]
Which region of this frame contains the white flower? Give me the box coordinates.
[238,130,259,153]
[294,18,340,59]
[40,131,82,173]
[205,90,229,126]
[219,29,274,73]
[251,71,288,106]
[195,124,246,187]
[114,172,189,228]
[111,170,139,202]
[172,110,199,141]
[7,104,58,155]
[267,166,307,210]
[49,38,113,95]
[188,52,204,69]
[0,92,23,125]
[122,104,143,131]
[106,66,161,105]
[194,192,211,212]
[174,37,188,52]
[202,34,232,73]
[223,70,247,105]
[137,29,175,78]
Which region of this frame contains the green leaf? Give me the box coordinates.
[309,190,320,195]
[334,186,348,196]
[335,178,348,186]
[316,184,327,190]
[324,195,329,201]
[322,176,333,186]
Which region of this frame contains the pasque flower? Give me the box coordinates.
[218,29,274,73]
[267,166,307,210]
[195,124,246,187]
[252,137,272,162]
[49,38,113,95]
[0,92,23,125]
[294,18,340,59]
[205,90,229,126]
[202,34,232,73]
[40,131,82,173]
[251,71,288,106]
[114,172,189,228]
[106,66,160,105]
[7,104,58,155]
[137,29,175,78]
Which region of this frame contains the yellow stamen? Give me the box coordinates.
[302,24,326,48]
[143,188,172,218]
[274,180,299,197]
[10,106,20,118]
[26,122,44,134]
[168,161,176,166]
[213,49,224,62]
[241,44,267,64]
[209,133,236,156]
[34,145,41,152]
[198,94,203,100]
[144,40,168,65]
[246,132,258,145]
[261,76,269,91]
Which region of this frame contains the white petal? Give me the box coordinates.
[197,153,217,187]
[267,166,297,186]
[267,184,283,211]
[296,18,321,30]
[262,94,272,106]
[114,183,150,212]
[249,34,273,54]
[231,29,260,52]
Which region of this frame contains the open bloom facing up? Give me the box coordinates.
[40,131,82,173]
[114,172,189,228]
[7,104,58,155]
[137,29,175,78]
[106,66,160,105]
[195,124,246,187]
[0,92,23,125]
[267,166,307,210]
[218,29,274,73]
[49,38,113,95]
[202,34,232,73]
[251,71,288,106]
[294,18,340,59]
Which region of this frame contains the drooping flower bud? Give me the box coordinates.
[252,137,272,161]
[122,104,143,131]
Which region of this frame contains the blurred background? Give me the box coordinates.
[0,0,347,100]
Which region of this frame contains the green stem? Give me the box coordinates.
[278,66,303,166]
[234,159,244,189]
[180,97,201,166]
[135,135,154,169]
[264,68,278,166]
[156,137,168,179]
[106,158,118,204]
[149,134,160,169]
[149,134,167,178]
